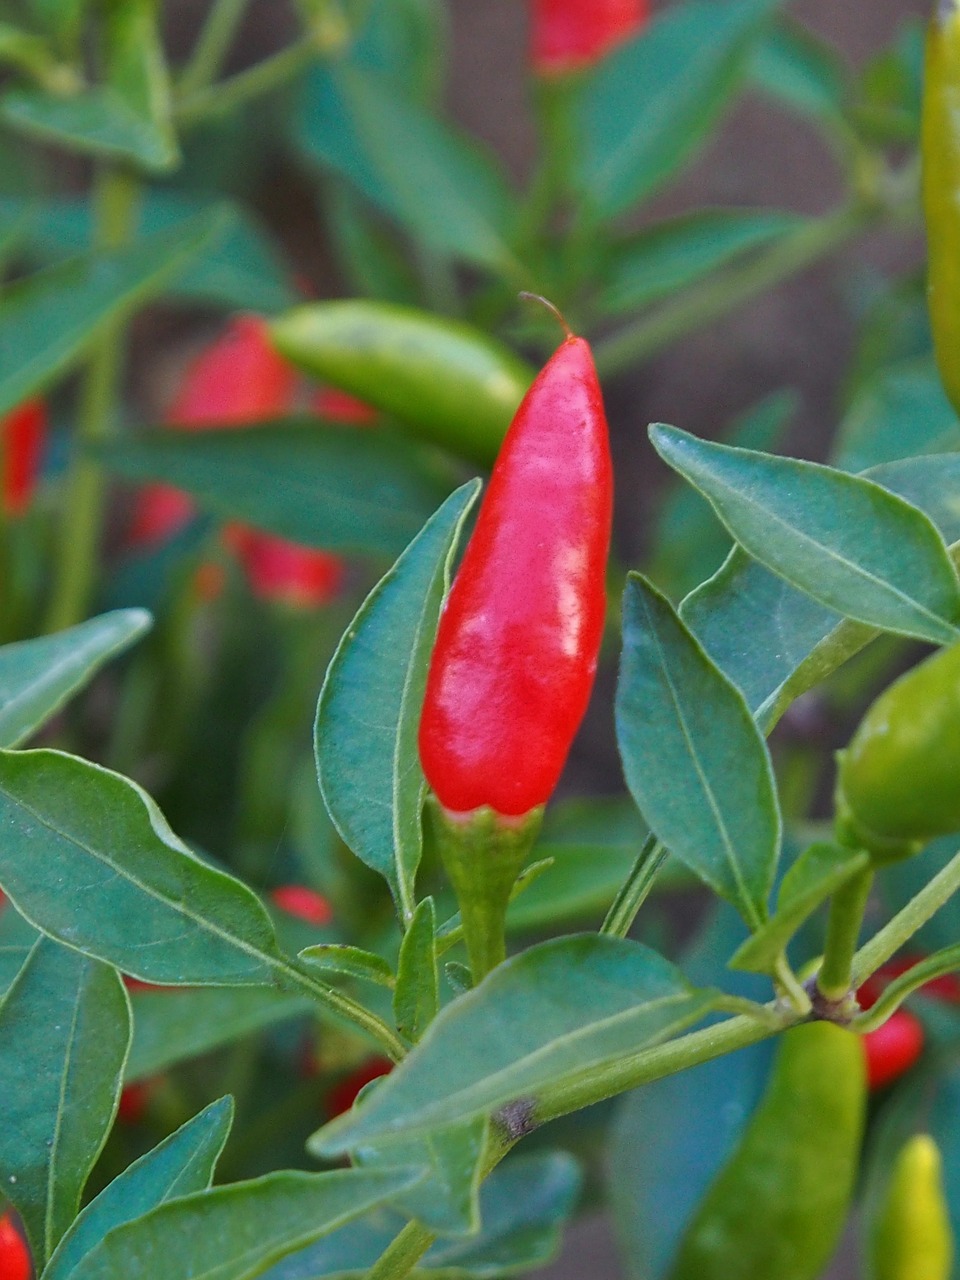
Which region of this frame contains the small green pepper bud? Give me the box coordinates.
[872,1134,953,1280]
[835,642,960,862]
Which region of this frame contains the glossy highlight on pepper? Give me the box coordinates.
[419,331,613,817]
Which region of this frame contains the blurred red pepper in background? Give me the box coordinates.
[853,954,960,1090]
[325,1056,393,1119]
[1,399,46,519]
[0,1211,31,1280]
[270,884,333,926]
[128,316,372,610]
[531,0,650,76]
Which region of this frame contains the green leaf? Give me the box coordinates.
[834,360,960,472]
[0,210,220,416]
[316,482,480,916]
[298,64,518,275]
[24,0,87,46]
[749,17,846,122]
[127,986,311,1080]
[66,1168,422,1280]
[0,749,285,985]
[98,424,454,560]
[601,210,803,316]
[572,0,780,219]
[354,1116,488,1237]
[616,575,779,929]
[651,424,960,645]
[0,903,38,997]
[311,935,716,1151]
[0,937,131,1264]
[680,453,960,730]
[348,0,448,106]
[45,1098,233,1280]
[393,898,438,1042]
[258,1151,582,1278]
[730,843,871,974]
[0,609,150,747]
[299,945,395,988]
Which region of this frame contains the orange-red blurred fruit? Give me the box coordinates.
[271,885,333,927]
[2,399,46,518]
[326,1057,394,1119]
[0,1212,31,1280]
[862,1011,926,1090]
[531,0,650,75]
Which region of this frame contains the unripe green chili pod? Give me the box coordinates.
[836,641,960,861]
[923,0,960,417]
[269,301,534,465]
[668,1022,866,1280]
[872,1134,953,1280]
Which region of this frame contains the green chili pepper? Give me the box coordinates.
[923,0,960,418]
[269,301,534,465]
[836,641,960,862]
[668,1022,865,1280]
[872,1134,953,1280]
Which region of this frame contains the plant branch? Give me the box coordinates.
[852,846,960,986]
[853,944,960,1033]
[593,202,871,379]
[178,0,250,97]
[276,959,407,1061]
[176,36,320,127]
[44,165,140,634]
[817,865,874,1000]
[600,833,667,938]
[366,1220,435,1280]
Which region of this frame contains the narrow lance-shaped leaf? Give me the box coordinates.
[0,211,221,416]
[0,609,151,747]
[0,749,285,985]
[616,574,780,929]
[67,1168,422,1280]
[312,935,717,1151]
[681,453,960,731]
[44,1098,234,1280]
[573,0,780,219]
[0,937,131,1265]
[316,481,480,918]
[393,897,438,1042]
[651,423,960,645]
[99,424,453,560]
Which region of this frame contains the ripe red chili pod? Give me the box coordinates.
[0,1212,30,1280]
[1,399,46,518]
[862,1011,925,1090]
[531,0,650,76]
[236,533,345,609]
[271,885,334,927]
[419,309,612,976]
[326,1057,394,1119]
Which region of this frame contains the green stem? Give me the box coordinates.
[774,953,812,1016]
[852,846,960,987]
[366,1220,436,1280]
[593,203,870,379]
[853,943,960,1034]
[44,166,140,634]
[275,959,407,1062]
[817,865,874,1001]
[600,833,667,938]
[178,0,251,97]
[176,36,320,126]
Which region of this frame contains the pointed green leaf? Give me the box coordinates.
[127,987,311,1080]
[354,1116,488,1237]
[0,903,38,997]
[573,0,780,219]
[299,945,395,988]
[393,898,438,1042]
[601,210,803,317]
[316,482,480,917]
[749,18,845,122]
[0,937,130,1264]
[67,1168,421,1280]
[681,453,960,731]
[45,1098,234,1280]
[98,424,453,559]
[0,609,151,747]
[312,935,716,1151]
[616,574,779,929]
[0,211,221,416]
[834,361,960,472]
[730,844,871,974]
[652,424,960,645]
[0,749,285,985]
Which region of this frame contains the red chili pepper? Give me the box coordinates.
[862,1011,925,1090]
[0,1212,31,1280]
[128,316,298,548]
[1,399,46,519]
[117,1080,158,1125]
[326,1057,394,1119]
[312,386,379,426]
[419,327,612,818]
[228,528,345,610]
[270,885,334,927]
[531,0,650,76]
